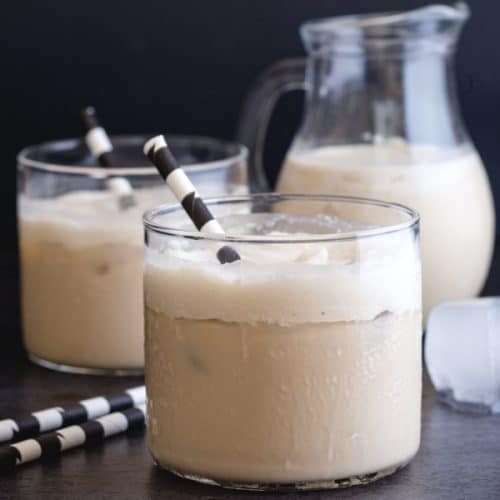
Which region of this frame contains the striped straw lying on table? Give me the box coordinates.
[0,386,145,444]
[0,404,147,472]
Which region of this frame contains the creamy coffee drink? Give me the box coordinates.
[19,189,159,371]
[18,135,248,374]
[19,184,246,372]
[145,202,422,488]
[278,143,495,318]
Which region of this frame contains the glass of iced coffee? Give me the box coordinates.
[18,135,247,375]
[144,193,422,490]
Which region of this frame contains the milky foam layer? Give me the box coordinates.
[19,183,247,249]
[145,213,421,325]
[19,190,162,248]
[280,142,483,194]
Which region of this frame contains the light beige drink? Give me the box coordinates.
[17,135,248,374]
[19,184,246,372]
[145,207,422,488]
[278,144,495,318]
[19,189,164,371]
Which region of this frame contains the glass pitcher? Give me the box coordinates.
[237,2,495,318]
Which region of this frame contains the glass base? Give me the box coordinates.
[28,353,144,376]
[437,389,500,415]
[161,461,409,492]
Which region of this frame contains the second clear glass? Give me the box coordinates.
[18,135,248,375]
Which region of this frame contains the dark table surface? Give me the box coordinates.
[2,249,500,499]
[1,364,499,500]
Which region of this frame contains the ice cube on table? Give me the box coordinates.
[425,297,500,414]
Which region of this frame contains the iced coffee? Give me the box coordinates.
[144,194,422,490]
[18,135,247,374]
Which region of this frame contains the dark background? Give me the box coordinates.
[2,0,499,358]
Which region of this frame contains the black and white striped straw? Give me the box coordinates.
[144,135,240,264]
[81,106,136,209]
[0,404,146,473]
[0,386,145,445]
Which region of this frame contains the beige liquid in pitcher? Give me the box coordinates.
[278,143,495,317]
[145,215,422,485]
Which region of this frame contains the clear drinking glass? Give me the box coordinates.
[17,135,248,375]
[237,3,495,319]
[144,193,422,491]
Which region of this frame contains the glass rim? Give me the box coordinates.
[143,193,420,244]
[17,134,248,177]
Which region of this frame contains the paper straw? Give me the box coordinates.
[81,106,136,209]
[0,404,146,473]
[144,135,240,264]
[0,386,145,444]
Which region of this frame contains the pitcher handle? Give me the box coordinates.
[236,58,306,191]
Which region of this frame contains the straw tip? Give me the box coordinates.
[82,106,96,116]
[81,106,99,131]
[143,135,167,156]
[118,193,137,210]
[217,245,241,264]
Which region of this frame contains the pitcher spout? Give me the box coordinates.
[301,2,470,55]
